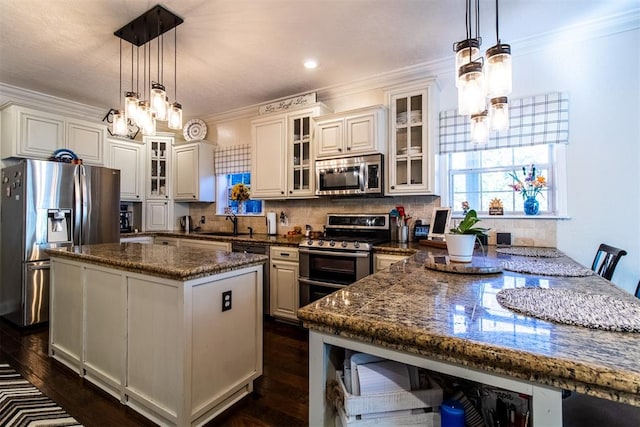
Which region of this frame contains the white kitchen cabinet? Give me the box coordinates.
[373,253,410,272]
[179,238,231,252]
[251,104,330,199]
[385,80,439,195]
[107,138,145,201]
[146,201,171,231]
[66,118,105,165]
[1,104,105,164]
[49,253,263,426]
[173,141,215,202]
[314,105,386,159]
[269,246,299,321]
[144,134,173,200]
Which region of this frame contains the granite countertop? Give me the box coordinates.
[122,230,306,247]
[297,248,640,406]
[46,243,268,281]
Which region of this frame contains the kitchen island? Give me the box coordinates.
[297,248,640,426]
[46,242,268,427]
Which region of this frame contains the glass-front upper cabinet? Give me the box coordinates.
[144,134,173,199]
[288,113,313,197]
[386,80,438,195]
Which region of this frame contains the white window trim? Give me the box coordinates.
[215,173,265,217]
[438,144,569,219]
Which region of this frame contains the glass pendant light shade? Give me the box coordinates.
[112,109,128,136]
[150,82,167,118]
[125,91,139,123]
[490,97,509,131]
[168,102,183,130]
[458,61,486,116]
[454,39,480,88]
[470,111,489,144]
[142,112,156,136]
[136,100,151,128]
[485,44,512,97]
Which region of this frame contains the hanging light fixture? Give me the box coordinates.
[454,0,512,138]
[124,42,139,124]
[167,22,183,130]
[114,5,184,135]
[470,110,489,144]
[490,96,509,131]
[485,0,512,98]
[112,38,128,137]
[454,0,486,116]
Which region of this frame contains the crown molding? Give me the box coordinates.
[0,83,106,122]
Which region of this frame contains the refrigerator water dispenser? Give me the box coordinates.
[47,209,72,243]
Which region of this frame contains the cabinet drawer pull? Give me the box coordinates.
[280,253,290,257]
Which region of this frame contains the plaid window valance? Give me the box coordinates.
[214,144,251,175]
[439,92,569,154]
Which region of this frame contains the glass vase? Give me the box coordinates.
[237,201,246,215]
[523,196,539,215]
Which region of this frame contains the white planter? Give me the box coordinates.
[445,234,476,262]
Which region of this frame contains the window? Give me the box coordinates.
[216,173,263,216]
[443,143,565,216]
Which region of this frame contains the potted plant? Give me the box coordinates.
[445,209,489,262]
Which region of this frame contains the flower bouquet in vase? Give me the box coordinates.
[509,164,547,215]
[230,183,250,214]
[446,210,488,262]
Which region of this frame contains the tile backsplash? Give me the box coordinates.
[187,197,557,247]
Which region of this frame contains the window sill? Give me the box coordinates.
[452,214,571,220]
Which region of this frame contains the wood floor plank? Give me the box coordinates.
[0,317,309,426]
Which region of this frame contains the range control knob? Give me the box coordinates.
[307,240,314,245]
[318,240,324,246]
[341,241,348,248]
[354,241,360,249]
[329,240,336,247]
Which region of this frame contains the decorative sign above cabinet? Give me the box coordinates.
[259,92,317,115]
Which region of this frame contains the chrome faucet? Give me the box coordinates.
[225,213,239,235]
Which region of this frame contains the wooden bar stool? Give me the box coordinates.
[590,243,627,281]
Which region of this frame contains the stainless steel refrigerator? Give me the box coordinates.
[1,159,120,326]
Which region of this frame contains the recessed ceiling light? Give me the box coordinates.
[304,59,318,69]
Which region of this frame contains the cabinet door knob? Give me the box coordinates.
[289,190,293,194]
[165,195,169,199]
[338,148,342,152]
[346,147,351,151]
[136,195,139,198]
[391,186,395,189]
[281,191,285,195]
[192,195,196,198]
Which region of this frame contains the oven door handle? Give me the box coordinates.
[298,248,370,258]
[299,277,347,289]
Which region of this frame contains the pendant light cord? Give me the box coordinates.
[174,23,178,100]
[495,0,500,44]
[119,38,122,107]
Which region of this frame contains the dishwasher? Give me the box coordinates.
[232,242,270,317]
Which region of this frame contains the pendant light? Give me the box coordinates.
[167,23,183,130]
[112,39,128,137]
[470,110,489,144]
[125,44,139,123]
[485,0,512,98]
[455,0,486,115]
[150,17,167,120]
[490,97,509,131]
[113,5,184,134]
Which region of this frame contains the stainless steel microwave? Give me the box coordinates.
[315,154,384,196]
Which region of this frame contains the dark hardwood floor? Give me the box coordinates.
[0,317,309,426]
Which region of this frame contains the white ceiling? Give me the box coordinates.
[0,1,637,120]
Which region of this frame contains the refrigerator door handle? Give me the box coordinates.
[73,165,83,245]
[80,165,88,246]
[27,263,50,271]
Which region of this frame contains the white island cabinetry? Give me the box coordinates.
[48,245,264,426]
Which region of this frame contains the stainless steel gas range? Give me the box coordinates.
[299,213,390,307]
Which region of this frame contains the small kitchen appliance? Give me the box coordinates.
[120,204,132,232]
[266,212,277,235]
[299,213,390,307]
[315,154,384,196]
[180,215,195,232]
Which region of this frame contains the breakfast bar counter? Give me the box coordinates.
[297,248,640,426]
[47,243,268,427]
